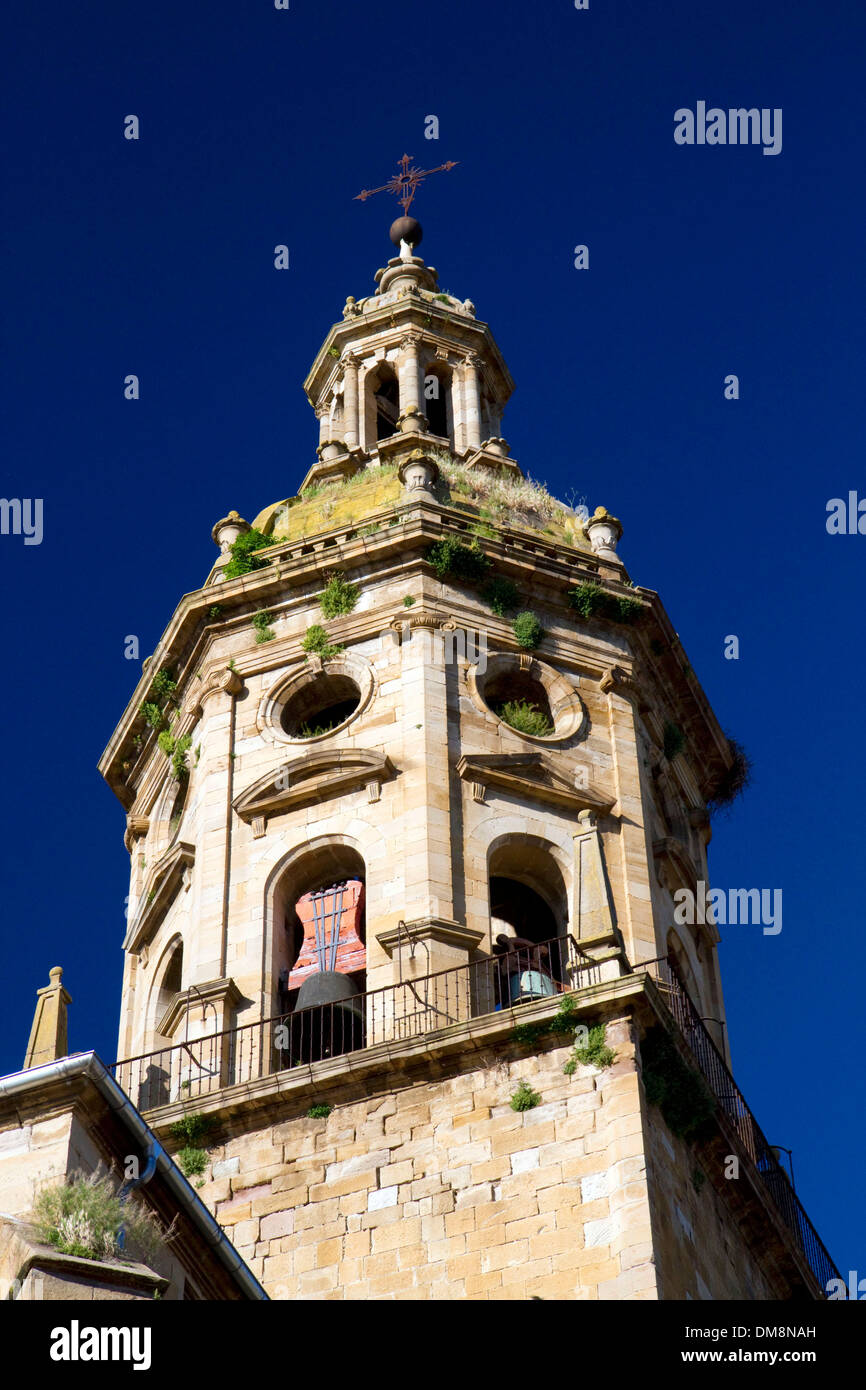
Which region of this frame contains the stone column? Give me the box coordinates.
[462,354,483,450]
[316,404,330,447]
[342,354,360,450]
[398,334,423,418]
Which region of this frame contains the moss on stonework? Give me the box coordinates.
[251,458,595,554]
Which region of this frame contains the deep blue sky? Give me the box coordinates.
[2,1,863,1277]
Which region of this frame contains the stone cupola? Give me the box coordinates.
[301,216,518,490]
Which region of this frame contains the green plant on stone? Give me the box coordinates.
[207,604,223,622]
[426,536,490,583]
[302,625,344,661]
[140,702,164,731]
[640,1027,716,1142]
[33,1169,164,1263]
[511,1021,548,1045]
[567,581,606,620]
[223,528,274,580]
[150,668,177,702]
[169,1113,214,1147]
[403,595,415,607]
[482,575,520,617]
[157,730,175,755]
[707,735,752,814]
[320,572,359,619]
[175,1147,209,1180]
[252,610,276,643]
[512,611,544,650]
[663,721,686,761]
[297,714,344,738]
[496,700,553,738]
[563,1023,616,1075]
[170,1114,214,1174]
[170,734,192,781]
[307,1104,332,1119]
[511,994,578,1046]
[568,583,642,626]
[615,595,643,624]
[510,1079,542,1113]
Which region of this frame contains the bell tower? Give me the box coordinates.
[102,213,838,1301]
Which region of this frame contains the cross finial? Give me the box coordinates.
[354,153,459,215]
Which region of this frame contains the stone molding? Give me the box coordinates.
[157,977,243,1040]
[124,841,195,953]
[256,652,376,745]
[376,918,484,958]
[457,753,614,817]
[466,651,587,745]
[123,814,150,853]
[234,749,397,834]
[183,666,243,719]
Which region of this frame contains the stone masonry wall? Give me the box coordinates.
[194,1011,659,1300]
[643,1105,781,1301]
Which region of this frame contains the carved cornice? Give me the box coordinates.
[653,836,697,892]
[183,666,243,719]
[600,664,644,708]
[124,814,150,854]
[157,977,243,1039]
[234,749,397,834]
[457,753,614,816]
[376,918,484,958]
[124,841,195,953]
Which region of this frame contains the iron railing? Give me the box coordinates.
[111,939,841,1295]
[112,936,593,1112]
[634,955,841,1295]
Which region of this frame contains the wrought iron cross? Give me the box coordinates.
[354,153,459,215]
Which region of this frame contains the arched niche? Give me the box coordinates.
[272,842,367,1014]
[488,836,571,988]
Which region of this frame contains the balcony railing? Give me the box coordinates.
[111,939,841,1296]
[634,955,841,1295]
[113,936,590,1112]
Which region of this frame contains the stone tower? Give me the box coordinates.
[102,217,838,1301]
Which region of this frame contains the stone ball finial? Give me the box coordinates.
[583,506,623,561]
[49,966,64,985]
[390,216,423,249]
[398,450,439,493]
[212,511,250,555]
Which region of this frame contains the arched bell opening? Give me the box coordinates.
[424,362,454,443]
[274,845,367,1065]
[488,840,570,1007]
[366,361,400,443]
[139,936,184,1109]
[666,927,702,1014]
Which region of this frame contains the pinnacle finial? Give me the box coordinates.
[23,966,72,1070]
